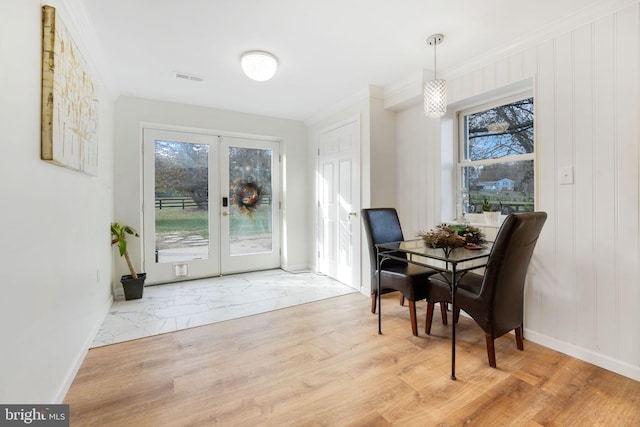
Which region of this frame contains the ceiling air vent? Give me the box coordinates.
[174,71,204,82]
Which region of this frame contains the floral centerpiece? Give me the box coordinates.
[418,224,485,256]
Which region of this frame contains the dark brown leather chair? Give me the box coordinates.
[425,211,547,367]
[361,208,446,336]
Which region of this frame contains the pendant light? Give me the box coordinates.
[424,34,447,118]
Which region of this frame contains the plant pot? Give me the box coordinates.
[484,211,500,225]
[120,273,146,300]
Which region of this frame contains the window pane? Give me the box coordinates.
[463,97,534,161]
[154,140,209,263]
[462,160,535,214]
[228,146,273,256]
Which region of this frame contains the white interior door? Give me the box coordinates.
[143,129,220,284]
[219,137,281,274]
[317,118,360,289]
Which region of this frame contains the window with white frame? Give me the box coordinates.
[457,94,534,218]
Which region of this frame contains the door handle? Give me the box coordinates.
[222,211,232,217]
[349,212,357,217]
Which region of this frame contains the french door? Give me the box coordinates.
[220,137,280,273]
[142,129,280,284]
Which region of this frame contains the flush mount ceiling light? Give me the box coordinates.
[240,51,278,81]
[424,34,447,118]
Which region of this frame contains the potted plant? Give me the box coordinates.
[110,222,146,300]
[482,197,501,225]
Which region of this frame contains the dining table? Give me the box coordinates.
[375,239,492,380]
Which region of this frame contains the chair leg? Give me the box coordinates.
[515,326,524,350]
[453,307,461,323]
[425,302,434,334]
[425,302,450,334]
[372,292,405,312]
[440,302,448,325]
[408,300,418,336]
[485,335,497,368]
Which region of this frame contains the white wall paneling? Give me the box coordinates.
[592,14,619,358]
[553,31,577,344]
[396,106,428,235]
[572,23,597,350]
[613,8,640,362]
[531,38,558,337]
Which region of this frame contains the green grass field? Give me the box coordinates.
[155,208,209,238]
[155,205,272,239]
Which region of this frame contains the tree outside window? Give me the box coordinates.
[458,96,535,216]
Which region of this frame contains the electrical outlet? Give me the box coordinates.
[559,166,574,185]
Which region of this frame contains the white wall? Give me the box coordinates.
[369,94,398,208]
[113,96,309,275]
[393,3,640,380]
[0,0,115,402]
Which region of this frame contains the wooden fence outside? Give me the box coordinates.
[155,196,272,209]
[155,197,204,209]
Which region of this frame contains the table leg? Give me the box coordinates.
[451,266,457,380]
[377,248,382,335]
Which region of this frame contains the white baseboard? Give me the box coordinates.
[524,329,640,382]
[53,293,113,403]
[282,263,311,272]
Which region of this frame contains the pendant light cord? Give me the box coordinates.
[433,41,437,80]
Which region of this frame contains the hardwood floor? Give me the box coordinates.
[65,293,640,426]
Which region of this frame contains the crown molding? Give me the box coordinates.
[383,70,428,111]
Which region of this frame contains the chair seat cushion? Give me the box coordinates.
[377,264,436,301]
[428,271,484,301]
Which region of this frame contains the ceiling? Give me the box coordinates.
[82,0,614,122]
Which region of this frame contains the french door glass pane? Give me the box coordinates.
[228,146,272,256]
[154,140,209,263]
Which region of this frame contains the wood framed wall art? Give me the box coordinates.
[41,5,99,176]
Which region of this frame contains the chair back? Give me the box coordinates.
[480,211,547,337]
[361,208,408,289]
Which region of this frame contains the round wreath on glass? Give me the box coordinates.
[418,224,486,257]
[232,179,262,221]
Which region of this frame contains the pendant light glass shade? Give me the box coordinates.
[241,51,278,81]
[424,34,447,118]
[424,79,447,118]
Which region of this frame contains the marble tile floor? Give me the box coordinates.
[92,269,356,348]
